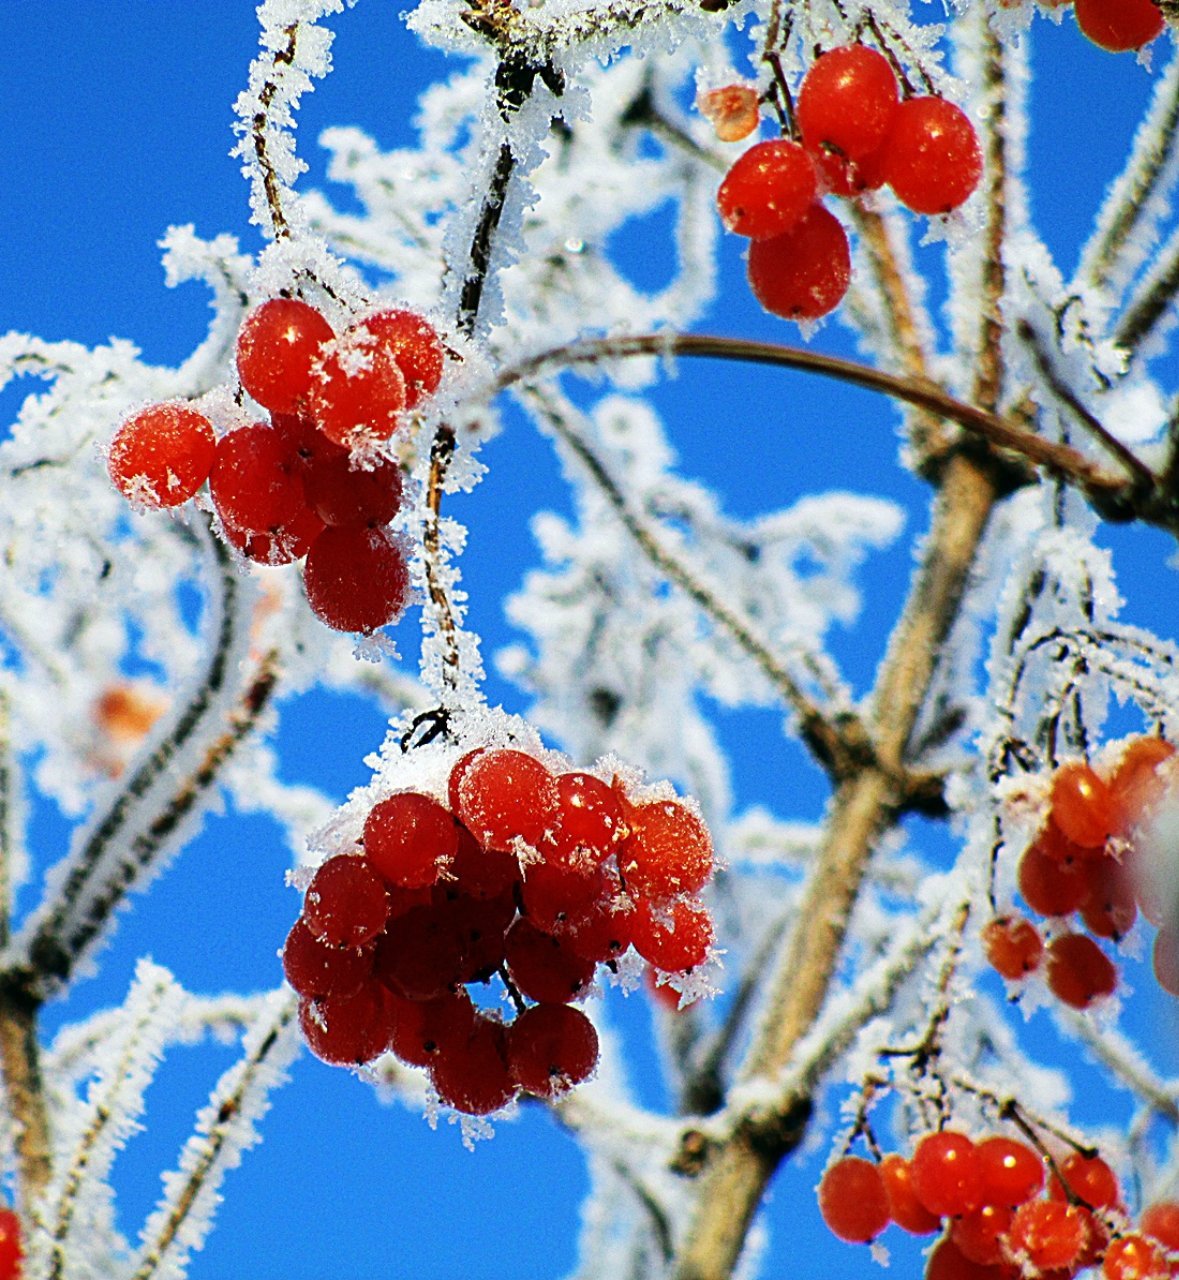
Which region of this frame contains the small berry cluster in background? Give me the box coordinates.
[982,737,1178,1008]
[819,1133,1179,1278]
[709,44,982,322]
[107,299,446,635]
[283,744,717,1116]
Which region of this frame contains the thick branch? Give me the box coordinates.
[0,979,50,1212]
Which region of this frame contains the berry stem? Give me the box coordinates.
[0,977,51,1215]
[422,424,466,697]
[245,22,300,242]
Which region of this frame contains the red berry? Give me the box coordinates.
[447,823,522,901]
[386,988,477,1068]
[1049,1153,1119,1209]
[521,860,612,933]
[237,298,335,415]
[976,1136,1045,1207]
[911,1130,983,1218]
[630,896,714,972]
[817,1156,890,1243]
[1103,1233,1172,1280]
[454,748,558,854]
[1018,838,1089,917]
[302,449,403,529]
[564,884,636,965]
[309,330,407,448]
[880,1154,942,1235]
[717,139,818,239]
[697,84,760,143]
[982,916,1044,980]
[504,917,595,1004]
[812,145,889,197]
[1080,857,1138,940]
[373,903,465,1001]
[798,45,899,162]
[351,310,444,409]
[1074,0,1164,51]
[746,204,852,321]
[1051,761,1116,849]
[1110,737,1175,834]
[364,792,458,889]
[223,503,325,566]
[209,424,305,535]
[547,772,626,870]
[299,985,393,1066]
[302,524,410,633]
[951,1203,1014,1266]
[429,1014,517,1115]
[1008,1199,1092,1271]
[924,1235,1011,1280]
[620,798,713,900]
[303,856,390,948]
[507,1003,599,1098]
[281,916,374,999]
[882,97,982,215]
[1045,933,1118,1009]
[1141,1201,1179,1252]
[0,1208,21,1280]
[108,403,217,509]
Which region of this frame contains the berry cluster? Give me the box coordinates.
[713,44,982,321]
[283,745,717,1116]
[983,737,1178,1008]
[108,299,446,635]
[819,1133,1179,1279]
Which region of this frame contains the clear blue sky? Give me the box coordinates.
[0,5,1175,1278]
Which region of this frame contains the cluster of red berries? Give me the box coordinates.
[819,1132,1179,1278]
[283,744,717,1115]
[982,737,1178,1008]
[712,44,982,321]
[107,298,446,634]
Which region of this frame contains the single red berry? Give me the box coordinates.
[630,896,714,972]
[223,503,325,566]
[546,771,626,870]
[817,1156,890,1243]
[435,885,517,984]
[521,860,611,933]
[454,748,558,854]
[717,139,818,239]
[364,792,459,889]
[982,916,1044,980]
[1140,1201,1179,1252]
[504,916,596,1004]
[372,903,465,1001]
[108,403,217,509]
[507,1003,599,1099]
[1074,0,1164,51]
[237,298,335,415]
[882,96,982,215]
[619,798,713,900]
[1110,737,1175,834]
[924,1234,1011,1280]
[564,884,636,965]
[1080,857,1138,940]
[951,1203,1014,1266]
[309,331,407,448]
[746,203,852,321]
[386,988,477,1068]
[303,856,390,948]
[1008,1199,1092,1271]
[1018,838,1090,917]
[1051,761,1117,849]
[1049,1152,1119,1209]
[281,916,374,999]
[975,1136,1045,1207]
[1045,933,1118,1009]
[302,449,404,529]
[447,823,522,901]
[880,1154,942,1235]
[0,1207,21,1280]
[1102,1233,1171,1280]
[429,1015,517,1115]
[812,144,889,197]
[351,310,444,409]
[302,524,410,633]
[209,424,305,535]
[798,44,899,162]
[299,985,393,1066]
[911,1130,983,1218]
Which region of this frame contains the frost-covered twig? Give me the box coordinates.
[0,979,50,1212]
[1115,225,1179,355]
[1058,1009,1179,1125]
[129,991,299,1280]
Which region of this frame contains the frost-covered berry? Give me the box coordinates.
[108,403,216,509]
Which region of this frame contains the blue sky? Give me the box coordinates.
[1,5,1176,1278]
